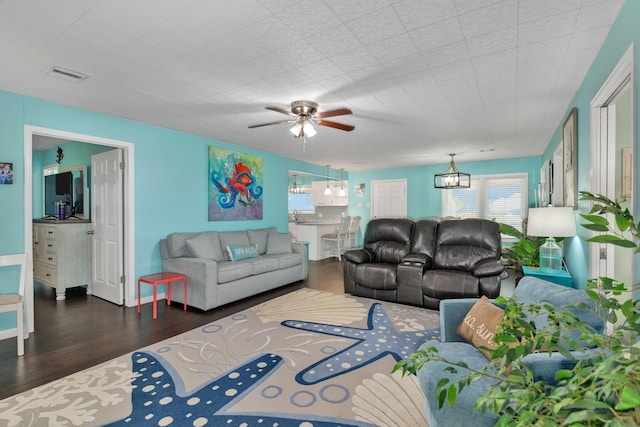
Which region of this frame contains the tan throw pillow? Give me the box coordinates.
[456,296,505,359]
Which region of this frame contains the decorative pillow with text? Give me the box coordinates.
[456,296,505,359]
[226,244,260,261]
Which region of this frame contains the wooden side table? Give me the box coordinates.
[522,266,573,288]
[138,272,187,319]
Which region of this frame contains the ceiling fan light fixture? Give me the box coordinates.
[290,117,317,138]
[434,153,471,189]
[250,100,353,148]
[289,121,302,137]
[303,120,316,137]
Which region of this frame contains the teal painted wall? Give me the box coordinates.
[347,155,542,243]
[539,0,640,289]
[0,91,329,332]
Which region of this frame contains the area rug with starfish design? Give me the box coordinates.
[0,289,440,426]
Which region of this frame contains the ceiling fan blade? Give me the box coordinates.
[248,119,295,128]
[317,120,355,132]
[315,108,352,119]
[265,106,296,116]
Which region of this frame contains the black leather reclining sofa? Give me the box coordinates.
[342,218,504,310]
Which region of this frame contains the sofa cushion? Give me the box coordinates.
[217,261,253,283]
[248,227,278,254]
[411,219,438,257]
[219,231,251,260]
[242,256,280,275]
[354,263,398,290]
[166,232,198,258]
[433,219,501,271]
[514,277,604,346]
[422,270,480,299]
[185,232,224,261]
[227,244,260,261]
[455,296,504,359]
[417,340,500,427]
[266,232,292,255]
[265,253,303,269]
[363,218,413,264]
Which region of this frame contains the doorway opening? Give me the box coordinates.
[23,126,135,335]
[589,43,636,302]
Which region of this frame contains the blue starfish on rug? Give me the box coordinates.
[282,303,439,385]
[106,351,372,426]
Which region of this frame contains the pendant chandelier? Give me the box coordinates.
[434,153,470,189]
[324,165,332,195]
[289,174,301,194]
[338,168,346,197]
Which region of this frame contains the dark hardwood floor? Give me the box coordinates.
[0,259,344,400]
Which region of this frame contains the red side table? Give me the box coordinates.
[137,272,187,319]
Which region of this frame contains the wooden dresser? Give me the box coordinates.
[33,220,91,300]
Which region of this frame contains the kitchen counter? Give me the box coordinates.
[294,223,340,260]
[295,220,340,225]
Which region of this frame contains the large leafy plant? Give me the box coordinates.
[499,223,564,274]
[499,222,546,273]
[394,191,640,426]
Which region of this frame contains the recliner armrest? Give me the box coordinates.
[401,253,433,269]
[439,298,479,343]
[342,248,373,264]
[473,259,504,277]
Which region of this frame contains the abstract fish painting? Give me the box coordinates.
[208,146,263,221]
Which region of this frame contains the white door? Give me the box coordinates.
[91,149,124,305]
[371,179,407,218]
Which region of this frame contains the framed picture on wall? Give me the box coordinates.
[562,108,578,209]
[539,160,552,207]
[0,162,14,184]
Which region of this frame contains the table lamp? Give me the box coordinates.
[527,207,577,273]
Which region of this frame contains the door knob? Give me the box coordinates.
[87,230,95,235]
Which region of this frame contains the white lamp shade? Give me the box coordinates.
[303,121,317,137]
[527,207,577,237]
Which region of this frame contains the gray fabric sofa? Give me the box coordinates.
[160,227,308,311]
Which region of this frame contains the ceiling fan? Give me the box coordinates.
[248,100,354,138]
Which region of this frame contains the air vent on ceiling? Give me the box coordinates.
[47,65,90,82]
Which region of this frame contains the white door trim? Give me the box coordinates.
[588,42,636,281]
[23,126,136,332]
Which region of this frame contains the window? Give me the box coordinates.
[442,173,528,239]
[288,192,314,213]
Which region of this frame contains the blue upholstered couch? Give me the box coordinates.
[416,277,604,427]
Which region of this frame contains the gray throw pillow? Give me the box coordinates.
[248,227,278,254]
[266,232,293,255]
[185,232,224,261]
[219,232,251,260]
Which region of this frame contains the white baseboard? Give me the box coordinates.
[0,328,29,340]
[0,328,17,341]
[137,292,168,306]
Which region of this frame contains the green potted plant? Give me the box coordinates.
[395,191,640,426]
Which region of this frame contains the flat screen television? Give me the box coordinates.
[44,171,73,217]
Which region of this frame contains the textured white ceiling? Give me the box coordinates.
[0,0,624,171]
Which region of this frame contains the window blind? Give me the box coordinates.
[442,173,528,234]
